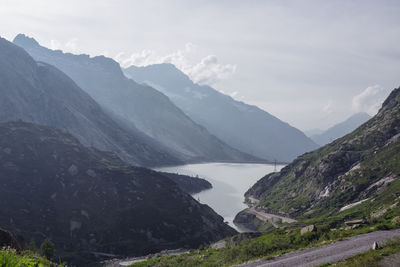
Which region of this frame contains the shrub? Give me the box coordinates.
[40,239,54,260]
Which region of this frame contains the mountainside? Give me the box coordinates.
[14,34,259,164]
[124,63,318,162]
[310,112,371,146]
[0,36,182,167]
[0,121,236,265]
[245,87,400,218]
[159,172,212,194]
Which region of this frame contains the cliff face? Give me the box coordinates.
[246,88,400,218]
[0,121,236,265]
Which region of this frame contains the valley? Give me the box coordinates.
[1,3,400,266]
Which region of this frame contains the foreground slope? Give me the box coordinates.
[14,34,259,164]
[124,63,318,162]
[0,121,236,265]
[310,112,371,146]
[0,36,181,167]
[246,87,400,218]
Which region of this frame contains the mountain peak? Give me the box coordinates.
[13,34,39,47]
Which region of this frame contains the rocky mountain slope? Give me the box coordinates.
[310,112,371,146]
[0,36,182,167]
[0,121,236,265]
[245,87,400,218]
[14,34,259,164]
[124,63,318,162]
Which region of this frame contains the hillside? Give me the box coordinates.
[0,121,236,265]
[245,87,400,218]
[0,36,182,167]
[14,34,260,164]
[310,112,371,146]
[124,63,318,162]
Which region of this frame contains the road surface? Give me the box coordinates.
[240,229,400,267]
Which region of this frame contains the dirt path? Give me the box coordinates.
[240,229,400,267]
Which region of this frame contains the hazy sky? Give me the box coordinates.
[1,0,399,130]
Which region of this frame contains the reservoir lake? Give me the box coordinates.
[156,163,283,232]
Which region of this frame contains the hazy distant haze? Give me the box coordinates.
[1,0,400,130]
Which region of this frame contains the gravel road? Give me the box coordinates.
[240,229,400,267]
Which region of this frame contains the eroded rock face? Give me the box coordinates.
[0,121,236,265]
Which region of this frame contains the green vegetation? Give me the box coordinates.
[320,238,400,267]
[129,207,400,267]
[40,239,54,261]
[0,246,59,267]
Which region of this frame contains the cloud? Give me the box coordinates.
[322,100,333,114]
[115,44,236,86]
[187,55,237,85]
[47,38,79,54]
[352,85,389,115]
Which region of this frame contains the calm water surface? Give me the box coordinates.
[156,163,283,231]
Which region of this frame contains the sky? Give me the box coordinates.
[1,0,399,131]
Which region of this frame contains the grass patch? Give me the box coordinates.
[0,247,64,267]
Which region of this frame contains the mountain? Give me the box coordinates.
[0,121,236,265]
[0,36,183,167]
[124,63,318,162]
[304,128,324,137]
[159,172,212,194]
[14,34,259,164]
[310,112,372,146]
[244,87,400,218]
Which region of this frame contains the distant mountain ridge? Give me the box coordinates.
[124,63,318,162]
[310,112,371,146]
[0,36,180,167]
[14,34,260,164]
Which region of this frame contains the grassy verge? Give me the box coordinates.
[129,202,400,267]
[320,238,400,266]
[0,247,64,267]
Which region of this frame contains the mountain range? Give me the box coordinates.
[0,36,180,167]
[14,34,258,165]
[124,63,318,162]
[310,112,371,146]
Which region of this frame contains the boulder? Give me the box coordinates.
[344,219,365,226]
[301,225,316,235]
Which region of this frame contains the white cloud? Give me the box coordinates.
[322,100,334,114]
[114,44,236,86]
[65,38,78,53]
[47,38,79,54]
[49,39,61,50]
[352,85,389,115]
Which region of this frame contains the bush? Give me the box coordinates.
[40,239,54,260]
